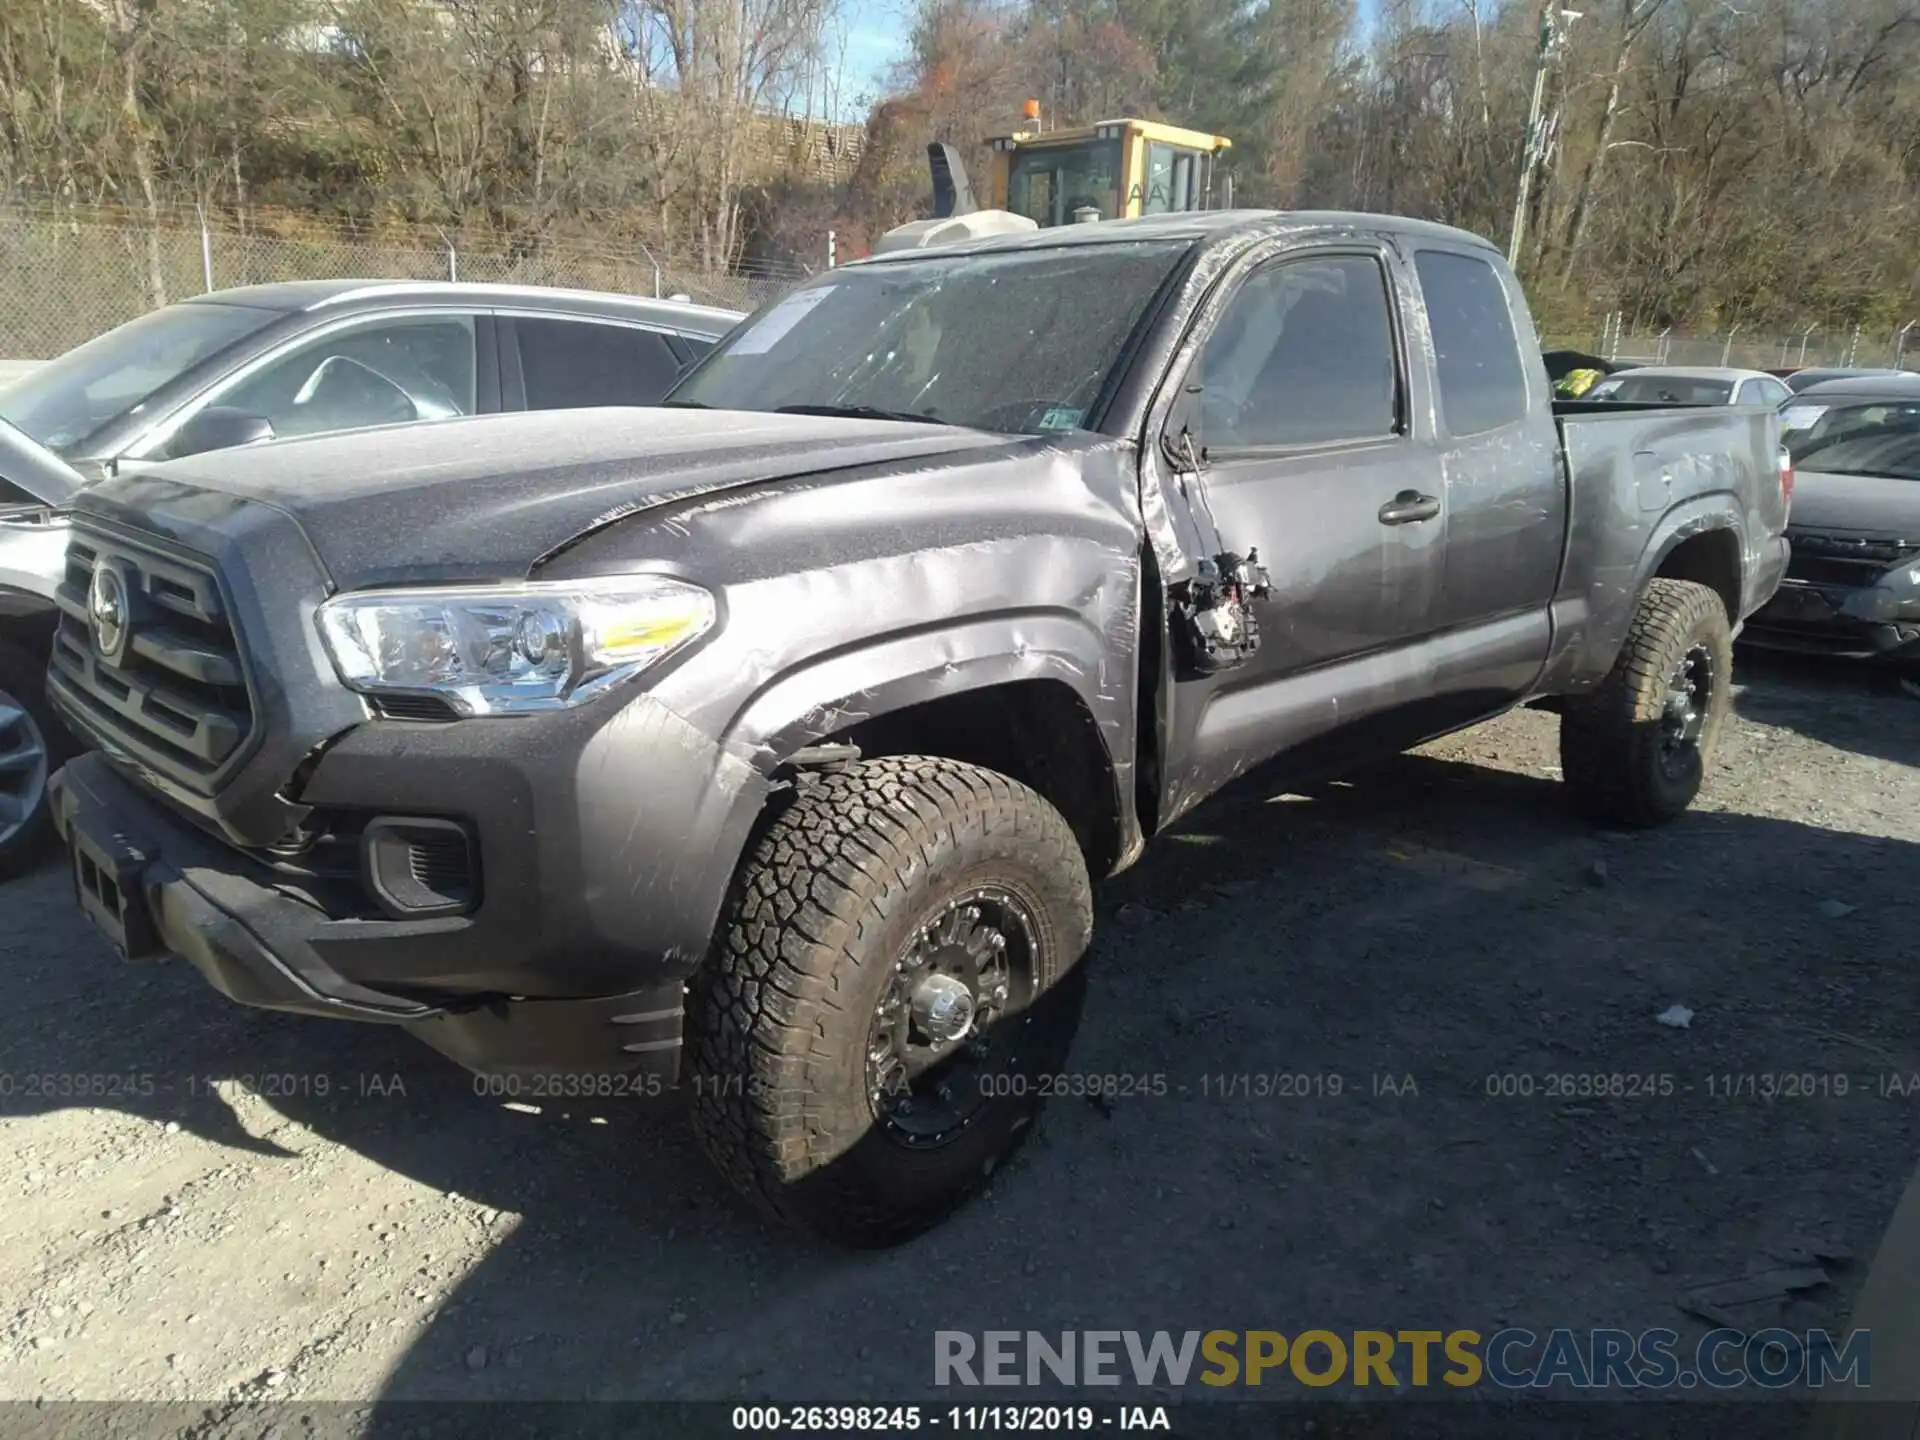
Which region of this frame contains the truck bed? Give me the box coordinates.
[1538,399,1790,692]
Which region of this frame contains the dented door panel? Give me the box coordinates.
[1141,239,1457,822]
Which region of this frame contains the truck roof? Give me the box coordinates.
[854,208,1502,267]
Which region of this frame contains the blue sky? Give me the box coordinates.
[823,0,1385,121]
[832,0,911,113]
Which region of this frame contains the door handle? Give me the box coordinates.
[1378,490,1441,525]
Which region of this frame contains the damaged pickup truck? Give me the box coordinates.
[46,211,1790,1245]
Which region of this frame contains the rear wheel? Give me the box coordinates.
[1559,578,1733,828]
[687,755,1092,1247]
[0,640,60,881]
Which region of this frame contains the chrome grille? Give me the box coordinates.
[48,523,255,794]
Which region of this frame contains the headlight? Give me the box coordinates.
[316,576,716,716]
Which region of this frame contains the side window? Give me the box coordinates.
[1192,254,1400,450]
[1734,380,1759,406]
[1414,249,1529,436]
[516,318,683,408]
[1762,379,1792,407]
[199,315,477,449]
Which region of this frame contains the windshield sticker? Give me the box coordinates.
[1038,406,1085,431]
[1780,404,1828,432]
[730,286,836,356]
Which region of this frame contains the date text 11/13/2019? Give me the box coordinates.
[730,1406,1170,1431]
[0,1072,411,1101]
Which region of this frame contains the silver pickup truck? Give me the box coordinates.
[46,211,1790,1244]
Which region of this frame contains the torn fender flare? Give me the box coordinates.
[721,614,1142,865]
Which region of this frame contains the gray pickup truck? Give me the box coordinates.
[44,211,1789,1245]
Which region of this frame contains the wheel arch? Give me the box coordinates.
[1649,523,1744,626]
[724,615,1141,880]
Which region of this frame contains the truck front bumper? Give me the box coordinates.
[48,750,694,1080]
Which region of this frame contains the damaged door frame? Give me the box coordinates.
[1130,229,1425,829]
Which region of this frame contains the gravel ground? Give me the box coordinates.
[1,648,1916,1421]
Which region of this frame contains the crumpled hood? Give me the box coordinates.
[1788,467,1920,539]
[74,408,1014,588]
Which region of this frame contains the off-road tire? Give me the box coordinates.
[0,639,63,881]
[1559,578,1733,828]
[687,755,1093,1247]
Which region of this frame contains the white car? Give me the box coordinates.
[1584,366,1795,409]
[0,418,82,876]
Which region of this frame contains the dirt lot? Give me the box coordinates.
[2,649,1917,1422]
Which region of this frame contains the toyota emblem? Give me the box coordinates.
[88,560,130,664]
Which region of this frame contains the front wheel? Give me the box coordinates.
[0,640,62,881]
[687,756,1093,1247]
[1559,578,1734,828]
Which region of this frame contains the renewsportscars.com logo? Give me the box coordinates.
[933,1328,1872,1391]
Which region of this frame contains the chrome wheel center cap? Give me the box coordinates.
[911,972,976,1045]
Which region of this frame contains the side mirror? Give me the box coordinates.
[170,406,277,459]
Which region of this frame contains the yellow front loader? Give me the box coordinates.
[875,102,1234,255]
[983,103,1233,226]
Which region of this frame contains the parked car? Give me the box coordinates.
[1543,349,1625,400]
[1782,366,1918,395]
[0,281,743,479]
[1584,366,1794,409]
[44,210,1789,1245]
[1744,374,1920,678]
[0,419,83,877]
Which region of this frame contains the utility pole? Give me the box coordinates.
[1508,2,1581,271]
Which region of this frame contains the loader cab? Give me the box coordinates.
[987,111,1233,227]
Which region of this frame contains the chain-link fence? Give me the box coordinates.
[15,206,1914,382]
[1544,313,1920,372]
[0,205,813,361]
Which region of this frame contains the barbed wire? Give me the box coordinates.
[0,206,812,359]
[3,201,1912,370]
[1542,324,1920,372]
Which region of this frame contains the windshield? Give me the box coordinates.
[669,240,1192,435]
[0,300,279,453]
[1585,375,1733,406]
[1787,400,1920,480]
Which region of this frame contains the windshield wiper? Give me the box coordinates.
[659,399,712,409]
[774,403,950,426]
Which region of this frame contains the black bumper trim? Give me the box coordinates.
[1742,620,1920,661]
[48,753,689,1079]
[50,752,435,1021]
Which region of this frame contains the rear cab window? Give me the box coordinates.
[1413,249,1531,436]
